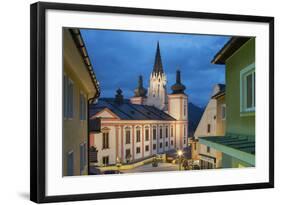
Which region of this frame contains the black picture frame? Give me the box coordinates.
[30,2,274,203]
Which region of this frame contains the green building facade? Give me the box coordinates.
[199,37,255,168]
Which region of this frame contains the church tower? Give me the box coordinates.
[146,42,168,110]
[168,70,188,149]
[130,75,147,105]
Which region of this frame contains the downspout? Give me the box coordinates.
[87,90,100,175]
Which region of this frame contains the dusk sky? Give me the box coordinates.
[80,29,230,108]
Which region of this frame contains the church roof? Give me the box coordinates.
[90,98,175,121]
[152,42,164,75]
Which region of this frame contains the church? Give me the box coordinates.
[89,42,188,167]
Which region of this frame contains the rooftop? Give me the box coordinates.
[90,98,175,121]
[211,37,251,65]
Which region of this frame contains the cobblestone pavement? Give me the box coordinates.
[121,162,180,173]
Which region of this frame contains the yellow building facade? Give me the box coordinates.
[63,28,100,176]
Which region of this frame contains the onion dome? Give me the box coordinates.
[134,75,147,97]
[115,88,124,104]
[171,70,186,94]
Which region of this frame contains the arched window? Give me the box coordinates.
[125,127,131,144]
[136,126,141,143]
[145,126,149,141]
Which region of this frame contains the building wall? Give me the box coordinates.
[194,99,217,139]
[90,120,181,166]
[193,90,225,168]
[216,95,226,136]
[168,94,188,149]
[225,38,255,137]
[222,153,252,168]
[63,29,98,176]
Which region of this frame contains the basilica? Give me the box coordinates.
[89,42,188,167]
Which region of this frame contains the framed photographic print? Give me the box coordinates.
[30,1,274,203]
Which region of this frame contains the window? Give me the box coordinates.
[67,151,74,176]
[153,144,156,150]
[171,126,173,137]
[125,129,130,144]
[207,146,210,153]
[102,156,109,166]
[194,143,197,150]
[63,75,74,119]
[102,132,109,149]
[136,129,141,142]
[153,127,156,140]
[171,140,174,146]
[184,138,186,144]
[184,125,186,136]
[136,147,141,154]
[207,124,211,133]
[221,104,226,120]
[165,141,168,147]
[159,127,162,139]
[145,128,149,141]
[80,92,86,120]
[240,63,255,113]
[184,101,187,116]
[165,126,168,138]
[145,145,149,151]
[159,142,162,148]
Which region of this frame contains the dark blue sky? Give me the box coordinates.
[81,29,229,108]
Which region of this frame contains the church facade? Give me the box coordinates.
[89,43,188,167]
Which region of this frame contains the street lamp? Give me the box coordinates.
[116,157,122,174]
[177,149,183,171]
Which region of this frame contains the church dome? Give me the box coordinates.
[134,75,147,97]
[171,70,186,94]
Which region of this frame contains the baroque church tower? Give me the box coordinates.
[146,42,168,110]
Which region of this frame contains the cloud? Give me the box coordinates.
[80,29,229,107]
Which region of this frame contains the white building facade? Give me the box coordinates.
[90,43,188,166]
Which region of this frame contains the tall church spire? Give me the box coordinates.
[146,41,168,110]
[152,41,164,75]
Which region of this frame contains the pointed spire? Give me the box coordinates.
[134,75,147,97]
[171,70,186,94]
[152,41,164,75]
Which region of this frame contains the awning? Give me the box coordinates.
[198,135,255,166]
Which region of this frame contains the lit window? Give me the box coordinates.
[240,63,255,113]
